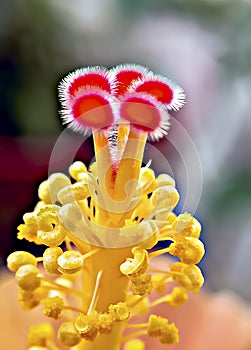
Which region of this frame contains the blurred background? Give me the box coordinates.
[0,0,251,302]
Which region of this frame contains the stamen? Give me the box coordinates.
[158,236,174,241]
[7,64,204,350]
[125,323,148,329]
[47,340,61,350]
[82,248,100,260]
[124,339,145,350]
[36,257,43,262]
[63,305,85,314]
[148,247,171,258]
[122,330,148,343]
[128,294,146,309]
[41,277,82,296]
[148,295,170,308]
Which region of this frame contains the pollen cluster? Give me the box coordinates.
[7,64,204,350]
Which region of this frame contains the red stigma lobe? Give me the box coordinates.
[72,94,113,129]
[120,96,161,132]
[135,80,174,104]
[69,74,111,96]
[115,71,144,96]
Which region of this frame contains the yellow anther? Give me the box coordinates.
[28,346,49,350]
[43,247,63,274]
[69,161,87,181]
[183,264,204,292]
[37,205,59,231]
[169,237,205,265]
[28,323,54,347]
[168,287,188,307]
[47,173,71,203]
[56,270,81,283]
[58,321,81,347]
[57,250,83,274]
[97,312,114,334]
[36,205,66,246]
[17,212,41,244]
[23,212,38,225]
[74,314,99,341]
[7,251,37,272]
[37,225,66,247]
[57,180,90,204]
[174,212,201,238]
[159,323,179,344]
[169,262,204,292]
[89,161,97,177]
[136,221,159,250]
[17,224,39,244]
[124,339,145,350]
[18,286,48,310]
[15,264,40,290]
[131,273,152,296]
[151,186,179,220]
[167,212,177,223]
[58,203,83,229]
[147,314,168,337]
[34,201,46,211]
[139,167,157,194]
[38,181,52,204]
[42,296,64,319]
[147,314,178,344]
[108,302,130,321]
[130,197,154,226]
[120,247,149,276]
[156,173,175,187]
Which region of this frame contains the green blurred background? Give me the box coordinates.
[0,0,251,301]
